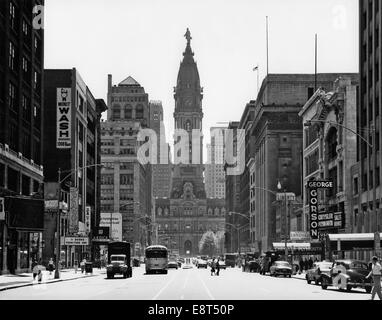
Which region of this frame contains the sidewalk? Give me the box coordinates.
[0,268,105,292]
[292,272,307,281]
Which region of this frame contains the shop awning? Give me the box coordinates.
[328,233,381,241]
[272,242,311,250]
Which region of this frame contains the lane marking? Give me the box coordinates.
[197,273,215,300]
[151,271,179,300]
[183,269,191,289]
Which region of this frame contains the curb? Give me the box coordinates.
[0,273,99,292]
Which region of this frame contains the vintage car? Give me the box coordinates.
[167,260,178,269]
[320,259,372,293]
[269,261,293,277]
[197,259,208,269]
[306,261,333,285]
[243,260,261,273]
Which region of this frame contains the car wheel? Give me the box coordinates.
[321,277,329,290]
[346,285,352,292]
[307,278,311,284]
[365,287,372,293]
[288,275,291,278]
[314,279,319,285]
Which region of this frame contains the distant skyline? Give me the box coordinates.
[44,0,358,159]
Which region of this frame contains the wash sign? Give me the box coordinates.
[308,181,333,239]
[56,88,71,149]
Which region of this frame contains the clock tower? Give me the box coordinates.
[173,28,204,165]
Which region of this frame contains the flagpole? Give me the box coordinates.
[315,33,317,91]
[266,16,269,76]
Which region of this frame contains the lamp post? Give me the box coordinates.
[277,180,288,262]
[228,212,250,253]
[54,163,104,279]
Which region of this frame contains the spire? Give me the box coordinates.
[183,28,194,59]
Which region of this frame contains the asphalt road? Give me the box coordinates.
[0,265,373,300]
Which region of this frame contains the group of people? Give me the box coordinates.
[210,258,221,276]
[31,258,55,283]
[298,257,317,273]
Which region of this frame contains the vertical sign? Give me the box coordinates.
[308,184,319,239]
[0,197,4,220]
[56,88,71,149]
[85,206,91,234]
[69,187,79,233]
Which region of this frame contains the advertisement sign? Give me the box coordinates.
[85,206,91,234]
[69,187,79,234]
[64,237,89,246]
[93,227,110,241]
[99,213,122,241]
[317,211,344,230]
[276,193,296,201]
[307,181,333,240]
[44,182,60,200]
[6,197,44,230]
[56,88,71,149]
[290,231,310,241]
[0,197,4,220]
[45,200,58,213]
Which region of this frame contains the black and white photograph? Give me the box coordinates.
[0,0,381,316]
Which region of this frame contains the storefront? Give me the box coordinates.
[272,242,324,262]
[2,197,44,274]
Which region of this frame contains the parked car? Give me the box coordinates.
[320,259,372,293]
[306,261,333,285]
[167,261,178,269]
[197,259,208,269]
[218,260,226,270]
[244,260,261,273]
[269,261,292,277]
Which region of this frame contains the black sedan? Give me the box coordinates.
[167,261,178,269]
[269,261,292,277]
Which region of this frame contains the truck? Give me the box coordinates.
[106,241,132,279]
[224,253,238,268]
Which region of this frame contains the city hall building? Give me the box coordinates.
[155,30,225,256]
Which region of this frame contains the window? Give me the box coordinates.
[22,57,30,81]
[112,104,121,120]
[33,105,41,128]
[22,132,30,158]
[120,174,133,185]
[8,83,16,111]
[125,105,132,119]
[9,2,16,30]
[101,174,114,185]
[8,122,18,150]
[353,177,359,195]
[9,42,16,70]
[305,150,319,176]
[33,70,41,92]
[136,105,144,119]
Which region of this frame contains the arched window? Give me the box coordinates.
[112,104,121,120]
[136,105,144,119]
[326,127,338,162]
[125,105,132,119]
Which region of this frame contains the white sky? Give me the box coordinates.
[44,0,359,158]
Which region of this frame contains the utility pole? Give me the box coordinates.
[55,168,61,279]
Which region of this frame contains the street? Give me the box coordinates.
[0,266,372,300]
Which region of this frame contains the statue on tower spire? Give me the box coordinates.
[184,28,192,45]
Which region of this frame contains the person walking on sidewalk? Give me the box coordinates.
[216,258,221,276]
[80,259,86,273]
[48,258,55,275]
[366,256,382,300]
[32,260,39,281]
[210,258,216,276]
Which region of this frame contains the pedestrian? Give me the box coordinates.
[48,258,55,275]
[216,258,220,276]
[299,258,304,274]
[308,257,313,269]
[32,260,39,281]
[80,259,86,273]
[304,258,308,271]
[211,258,216,276]
[366,256,382,300]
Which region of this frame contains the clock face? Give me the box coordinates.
[184,97,193,108]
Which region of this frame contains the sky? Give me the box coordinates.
[44,0,359,157]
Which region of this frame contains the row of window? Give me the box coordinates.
[111,96,146,103]
[101,174,134,185]
[157,207,226,216]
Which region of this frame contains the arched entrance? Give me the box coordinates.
[184,240,192,256]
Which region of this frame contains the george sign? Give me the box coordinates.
[56,88,72,149]
[276,193,296,201]
[99,212,122,241]
[69,187,79,234]
[317,211,344,230]
[64,237,89,246]
[307,181,333,189]
[0,197,4,220]
[290,231,310,241]
[85,206,91,234]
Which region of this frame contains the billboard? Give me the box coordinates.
[93,227,110,241]
[64,237,89,246]
[56,88,71,149]
[69,187,79,233]
[5,197,44,230]
[317,211,344,230]
[99,213,122,241]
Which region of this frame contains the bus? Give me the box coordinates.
[225,253,238,267]
[145,245,168,274]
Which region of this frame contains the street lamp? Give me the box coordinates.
[54,163,103,279]
[277,180,288,262]
[225,222,249,254]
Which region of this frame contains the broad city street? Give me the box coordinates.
[0,266,372,300]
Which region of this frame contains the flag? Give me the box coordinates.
[253,65,259,71]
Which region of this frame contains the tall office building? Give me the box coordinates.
[354,0,382,235]
[0,0,45,274]
[205,127,226,199]
[100,75,152,254]
[43,69,106,267]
